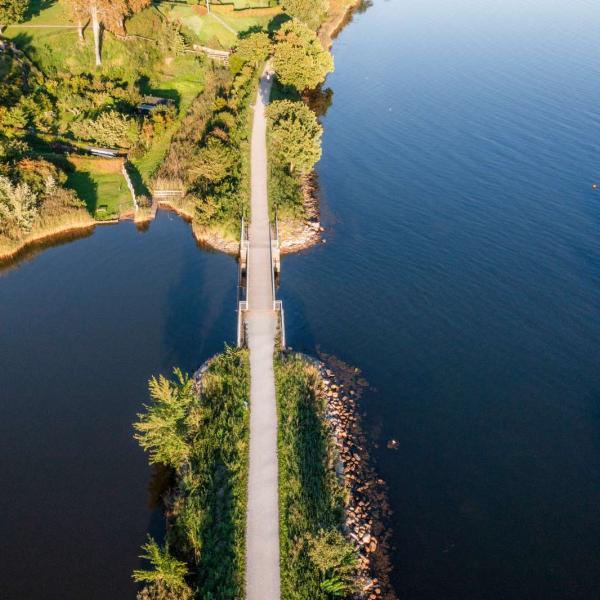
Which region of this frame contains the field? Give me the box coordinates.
[164,3,275,48]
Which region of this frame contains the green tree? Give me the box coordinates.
[70,110,139,148]
[133,538,192,600]
[189,137,237,183]
[272,20,333,92]
[234,31,272,68]
[0,0,28,35]
[306,529,359,597]
[133,369,197,468]
[267,99,322,174]
[0,175,38,239]
[280,0,328,30]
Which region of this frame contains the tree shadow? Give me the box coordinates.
[125,160,151,198]
[66,169,99,215]
[9,32,35,55]
[267,13,291,36]
[237,24,264,39]
[24,0,57,21]
[136,76,182,108]
[305,85,334,119]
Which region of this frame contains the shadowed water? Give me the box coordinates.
[0,213,237,599]
[279,0,600,598]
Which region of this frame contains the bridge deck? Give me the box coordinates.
[245,69,281,600]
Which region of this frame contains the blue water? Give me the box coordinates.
[1,1,600,598]
[0,213,237,599]
[280,0,600,597]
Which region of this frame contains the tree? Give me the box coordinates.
[133,369,197,468]
[266,99,322,174]
[70,110,139,148]
[0,175,38,239]
[66,0,151,66]
[234,31,271,68]
[133,538,192,600]
[0,0,28,36]
[272,20,333,92]
[189,137,237,183]
[280,0,328,30]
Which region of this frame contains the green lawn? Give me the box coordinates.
[66,157,132,220]
[165,3,273,48]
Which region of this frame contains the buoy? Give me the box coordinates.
[593,183,598,189]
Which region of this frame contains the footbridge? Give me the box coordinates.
[240,68,284,600]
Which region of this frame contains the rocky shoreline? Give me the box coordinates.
[311,354,397,600]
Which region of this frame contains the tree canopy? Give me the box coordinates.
[272,20,333,92]
[267,99,323,175]
[234,31,272,68]
[280,0,328,31]
[0,0,28,34]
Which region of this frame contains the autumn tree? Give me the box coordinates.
[266,99,322,174]
[0,0,28,35]
[280,0,328,30]
[234,31,271,68]
[66,0,151,66]
[272,20,333,91]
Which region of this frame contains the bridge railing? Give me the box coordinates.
[269,217,286,349]
[237,218,250,348]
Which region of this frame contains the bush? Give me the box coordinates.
[0,175,38,239]
[70,110,140,149]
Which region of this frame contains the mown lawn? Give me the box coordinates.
[66,156,132,220]
[165,3,274,48]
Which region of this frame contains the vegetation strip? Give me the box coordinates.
[133,347,250,599]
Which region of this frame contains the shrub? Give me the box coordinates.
[0,175,38,239]
[70,110,140,149]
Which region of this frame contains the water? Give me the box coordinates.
[280,0,600,598]
[0,213,237,599]
[1,1,600,598]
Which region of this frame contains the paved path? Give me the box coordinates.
[245,69,280,600]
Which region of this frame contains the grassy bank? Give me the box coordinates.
[133,347,250,599]
[276,353,360,599]
[0,210,94,263]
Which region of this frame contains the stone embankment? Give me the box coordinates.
[316,357,397,600]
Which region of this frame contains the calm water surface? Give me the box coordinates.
[0,214,237,599]
[281,0,600,598]
[2,0,600,598]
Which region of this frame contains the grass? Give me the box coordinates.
[275,353,348,599]
[165,3,274,48]
[66,156,131,219]
[132,58,205,188]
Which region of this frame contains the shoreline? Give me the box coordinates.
[0,218,96,265]
[315,354,396,600]
[319,0,365,49]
